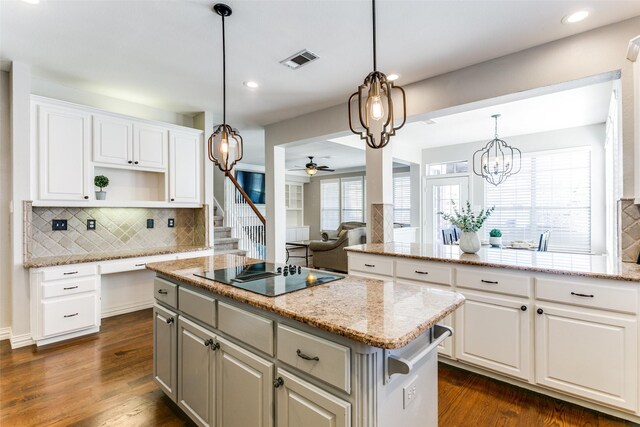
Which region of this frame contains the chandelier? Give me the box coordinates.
[208,3,243,174]
[473,114,521,186]
[348,0,406,149]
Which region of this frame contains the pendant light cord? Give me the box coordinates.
[372,0,377,72]
[222,12,226,125]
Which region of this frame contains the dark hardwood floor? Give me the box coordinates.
[0,309,634,426]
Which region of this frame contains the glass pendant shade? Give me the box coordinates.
[208,123,243,173]
[348,0,406,149]
[306,167,318,176]
[473,114,521,186]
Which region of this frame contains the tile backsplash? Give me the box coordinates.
[620,198,640,262]
[24,202,208,260]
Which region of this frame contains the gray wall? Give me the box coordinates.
[0,71,11,332]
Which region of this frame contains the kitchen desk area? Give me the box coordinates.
[146,253,464,427]
[345,242,640,424]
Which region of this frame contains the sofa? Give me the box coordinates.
[309,222,367,272]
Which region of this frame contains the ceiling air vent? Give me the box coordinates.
[280,49,319,70]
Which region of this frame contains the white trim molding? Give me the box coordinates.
[10,332,34,349]
[0,327,11,342]
[628,35,640,204]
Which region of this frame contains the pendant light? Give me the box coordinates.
[348,0,406,149]
[208,3,243,174]
[473,114,522,186]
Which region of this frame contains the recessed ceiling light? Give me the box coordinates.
[244,81,259,89]
[387,73,400,81]
[562,10,590,24]
[20,0,40,4]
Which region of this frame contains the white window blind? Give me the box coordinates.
[341,177,364,223]
[321,179,340,230]
[393,173,411,225]
[485,147,592,253]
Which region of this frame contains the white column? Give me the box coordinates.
[266,145,286,262]
[628,36,640,203]
[10,62,32,348]
[194,111,215,246]
[365,145,394,243]
[409,163,421,228]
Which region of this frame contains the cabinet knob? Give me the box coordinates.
[166,317,174,324]
[273,377,284,388]
[84,196,89,199]
[521,305,527,311]
[204,338,214,347]
[128,160,133,164]
[536,308,543,315]
[170,198,175,202]
[134,161,139,165]
[210,341,220,351]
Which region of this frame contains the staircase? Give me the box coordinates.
[213,210,246,256]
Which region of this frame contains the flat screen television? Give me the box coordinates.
[235,170,266,204]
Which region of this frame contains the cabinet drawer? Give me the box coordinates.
[456,268,531,298]
[42,293,98,337]
[396,260,452,285]
[42,265,97,281]
[42,276,98,299]
[179,286,216,327]
[536,278,638,314]
[277,324,351,393]
[154,277,178,308]
[218,302,273,356]
[348,255,394,277]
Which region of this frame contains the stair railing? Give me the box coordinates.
[224,171,266,259]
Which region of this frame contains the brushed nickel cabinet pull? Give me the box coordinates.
[64,313,78,318]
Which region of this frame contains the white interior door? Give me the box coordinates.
[424,176,469,244]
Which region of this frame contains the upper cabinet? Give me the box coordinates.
[33,96,203,206]
[37,103,91,201]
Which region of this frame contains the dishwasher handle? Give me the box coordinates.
[387,324,453,377]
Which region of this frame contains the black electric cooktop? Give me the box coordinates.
[194,262,343,297]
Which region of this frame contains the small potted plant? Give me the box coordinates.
[489,229,503,247]
[439,201,495,254]
[94,175,110,200]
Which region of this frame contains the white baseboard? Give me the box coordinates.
[0,327,11,341]
[101,301,154,319]
[10,332,34,349]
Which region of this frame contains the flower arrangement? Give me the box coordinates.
[439,201,495,233]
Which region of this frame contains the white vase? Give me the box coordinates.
[489,236,502,247]
[459,231,481,254]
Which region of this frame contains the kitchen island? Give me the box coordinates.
[345,242,640,424]
[146,253,464,427]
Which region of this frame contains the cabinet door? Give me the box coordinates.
[169,131,201,203]
[276,369,351,427]
[217,337,274,427]
[37,103,91,200]
[535,304,638,411]
[153,304,178,402]
[133,123,167,169]
[178,317,216,427]
[455,291,531,381]
[92,114,132,166]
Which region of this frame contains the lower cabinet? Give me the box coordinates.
[275,369,351,427]
[455,290,531,381]
[535,304,638,412]
[153,304,178,402]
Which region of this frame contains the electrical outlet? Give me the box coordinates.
[147,219,154,229]
[403,377,419,409]
[167,218,175,228]
[87,219,96,230]
[52,219,67,231]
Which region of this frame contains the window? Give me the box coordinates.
[484,147,592,253]
[393,173,411,225]
[320,177,366,230]
[428,160,468,176]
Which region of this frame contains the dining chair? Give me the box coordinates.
[442,228,457,245]
[538,230,551,252]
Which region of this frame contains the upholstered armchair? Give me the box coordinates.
[310,224,366,272]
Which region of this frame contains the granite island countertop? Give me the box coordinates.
[345,242,640,282]
[146,254,465,349]
[25,245,213,268]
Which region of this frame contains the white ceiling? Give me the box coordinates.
[2,0,638,127]
[285,141,364,173]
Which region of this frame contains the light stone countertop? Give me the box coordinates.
[146,254,465,349]
[25,245,213,268]
[345,242,640,282]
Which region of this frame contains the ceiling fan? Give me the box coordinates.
[289,156,335,176]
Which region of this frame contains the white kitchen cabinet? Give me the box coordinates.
[133,123,168,170]
[169,130,202,204]
[36,102,91,200]
[286,226,310,242]
[455,290,531,381]
[92,114,133,167]
[275,369,351,427]
[153,304,178,402]
[178,317,216,427]
[535,303,638,412]
[218,336,274,427]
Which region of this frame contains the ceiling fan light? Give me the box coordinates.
[306,168,318,176]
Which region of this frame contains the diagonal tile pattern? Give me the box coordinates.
[620,199,640,262]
